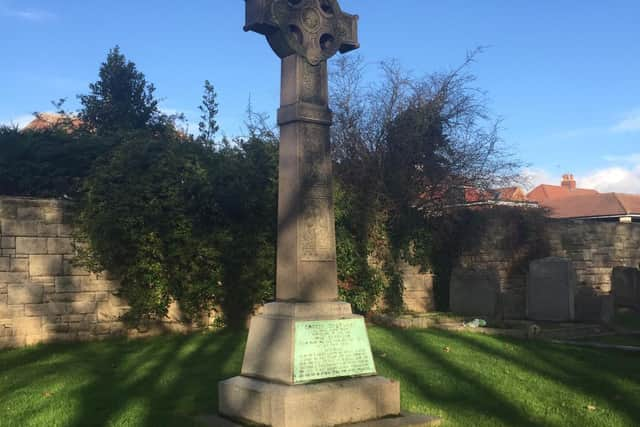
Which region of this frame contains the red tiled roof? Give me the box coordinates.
[23,113,83,132]
[527,184,598,203]
[495,187,527,201]
[544,192,640,219]
[463,186,527,203]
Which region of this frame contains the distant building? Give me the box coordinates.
[527,174,598,203]
[22,113,83,132]
[528,174,640,222]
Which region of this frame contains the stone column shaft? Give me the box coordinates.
[276,54,338,302]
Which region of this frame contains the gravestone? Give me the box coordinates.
[449,267,500,318]
[401,262,436,313]
[611,267,639,308]
[216,2,439,426]
[501,289,526,320]
[574,288,614,323]
[527,257,576,322]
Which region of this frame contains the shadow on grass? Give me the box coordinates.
[0,330,246,427]
[3,327,640,427]
[375,329,539,427]
[372,328,640,427]
[73,330,245,427]
[435,329,640,425]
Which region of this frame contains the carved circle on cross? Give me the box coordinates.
[273,0,345,65]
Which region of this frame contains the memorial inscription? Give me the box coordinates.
[293,318,376,383]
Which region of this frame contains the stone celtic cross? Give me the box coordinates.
[245,0,359,302]
[218,5,439,424]
[245,0,359,65]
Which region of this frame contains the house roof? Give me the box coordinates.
[544,192,640,219]
[527,184,598,203]
[495,187,527,201]
[23,113,83,132]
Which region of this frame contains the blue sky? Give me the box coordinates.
[1,0,639,192]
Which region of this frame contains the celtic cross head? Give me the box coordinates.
[244,0,359,65]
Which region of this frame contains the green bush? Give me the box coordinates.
[77,130,221,323]
[76,129,278,328]
[0,126,115,197]
[335,181,387,313]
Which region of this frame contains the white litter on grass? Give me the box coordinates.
[463,319,487,328]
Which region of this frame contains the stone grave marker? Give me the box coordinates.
[574,287,614,323]
[215,1,439,426]
[611,266,639,309]
[449,267,500,318]
[527,257,576,322]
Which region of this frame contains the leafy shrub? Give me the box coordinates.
[77,130,221,322]
[335,181,387,313]
[76,128,278,327]
[0,125,115,197]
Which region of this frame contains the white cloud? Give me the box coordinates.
[521,167,555,191]
[1,114,35,129]
[1,7,55,22]
[581,166,640,194]
[523,153,640,194]
[611,109,640,133]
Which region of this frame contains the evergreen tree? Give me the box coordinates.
[79,46,164,134]
[197,80,220,146]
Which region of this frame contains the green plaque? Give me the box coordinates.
[293,318,376,384]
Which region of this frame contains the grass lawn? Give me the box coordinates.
[1,327,639,427]
[577,334,640,347]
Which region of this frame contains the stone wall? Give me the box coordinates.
[547,221,640,293]
[0,197,196,348]
[456,217,640,319]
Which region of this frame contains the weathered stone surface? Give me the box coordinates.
[611,267,639,308]
[17,207,43,221]
[242,303,365,384]
[16,237,48,254]
[575,288,614,323]
[29,255,63,276]
[0,257,10,272]
[1,237,15,249]
[24,304,48,317]
[527,257,576,322]
[10,258,28,273]
[0,305,10,320]
[202,412,440,427]
[401,264,436,313]
[97,303,125,322]
[0,271,28,283]
[13,317,42,336]
[219,376,399,427]
[83,279,118,292]
[450,267,500,317]
[1,220,39,236]
[0,201,18,219]
[63,258,90,276]
[48,302,72,315]
[58,224,73,237]
[71,301,97,314]
[8,284,44,304]
[43,207,64,223]
[38,223,58,237]
[501,290,526,320]
[47,238,74,255]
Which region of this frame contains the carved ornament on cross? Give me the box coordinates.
[244,0,359,65]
